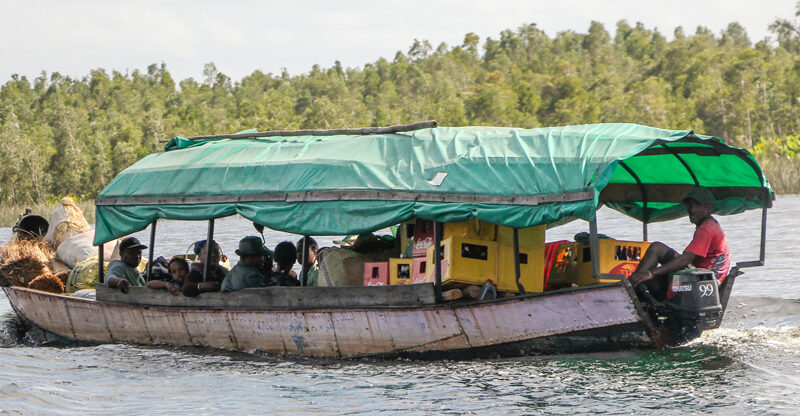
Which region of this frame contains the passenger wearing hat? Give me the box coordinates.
[106,237,147,293]
[220,236,270,292]
[630,187,730,300]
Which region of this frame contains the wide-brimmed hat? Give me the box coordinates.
[682,187,716,205]
[235,236,269,256]
[120,236,148,252]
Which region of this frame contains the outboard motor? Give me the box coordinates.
[662,269,723,343]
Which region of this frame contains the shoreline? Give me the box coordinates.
[0,199,95,228]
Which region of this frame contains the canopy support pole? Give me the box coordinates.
[513,228,526,294]
[737,204,768,268]
[589,219,601,279]
[300,236,309,286]
[146,220,157,281]
[617,161,649,241]
[203,219,215,282]
[97,243,104,284]
[433,221,443,303]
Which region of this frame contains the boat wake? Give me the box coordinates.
[722,295,800,328]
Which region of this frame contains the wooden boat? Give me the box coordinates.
[3,122,772,358]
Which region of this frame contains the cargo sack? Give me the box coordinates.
[317,247,394,287]
[45,197,92,247]
[65,256,107,294]
[56,230,116,268]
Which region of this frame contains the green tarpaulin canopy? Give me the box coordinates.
[94,123,772,244]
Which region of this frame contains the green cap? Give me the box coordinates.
[235,236,269,256]
[682,187,716,205]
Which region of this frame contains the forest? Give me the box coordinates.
[1,8,800,208]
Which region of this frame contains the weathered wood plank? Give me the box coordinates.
[181,310,237,350]
[65,299,113,342]
[225,311,288,354]
[331,308,468,357]
[97,189,594,208]
[141,309,193,346]
[184,120,438,141]
[454,285,641,347]
[279,312,339,356]
[6,289,75,339]
[101,303,152,344]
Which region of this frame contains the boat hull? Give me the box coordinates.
[3,283,658,358]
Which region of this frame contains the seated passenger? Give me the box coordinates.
[296,236,319,286]
[183,239,229,295]
[220,236,270,292]
[147,257,189,295]
[106,237,147,293]
[268,241,301,286]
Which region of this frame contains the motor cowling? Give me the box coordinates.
[663,269,723,332]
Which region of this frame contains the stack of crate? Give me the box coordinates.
[365,218,547,293]
[423,220,546,293]
[363,218,430,286]
[543,239,651,289]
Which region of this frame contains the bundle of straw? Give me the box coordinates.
[55,271,70,287]
[0,238,54,264]
[0,238,55,287]
[28,273,65,294]
[0,257,51,287]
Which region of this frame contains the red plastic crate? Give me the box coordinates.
[543,240,570,290]
[363,261,389,286]
[412,219,434,257]
[411,257,429,284]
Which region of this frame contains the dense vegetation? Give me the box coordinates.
[2,8,800,206]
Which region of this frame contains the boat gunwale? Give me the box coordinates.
[5,281,639,313]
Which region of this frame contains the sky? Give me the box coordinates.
[1,0,797,83]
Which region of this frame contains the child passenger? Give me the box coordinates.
[296,236,319,286]
[147,257,189,295]
[268,241,301,286]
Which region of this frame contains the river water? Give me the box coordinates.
[1,196,799,415]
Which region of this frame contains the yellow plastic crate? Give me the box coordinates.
[443,219,496,241]
[398,219,416,256]
[576,240,651,286]
[425,237,497,286]
[389,258,414,285]
[496,246,545,293]
[496,225,546,248]
[495,225,546,293]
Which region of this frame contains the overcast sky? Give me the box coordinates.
[1,0,797,83]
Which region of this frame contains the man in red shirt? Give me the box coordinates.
[630,187,730,300]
